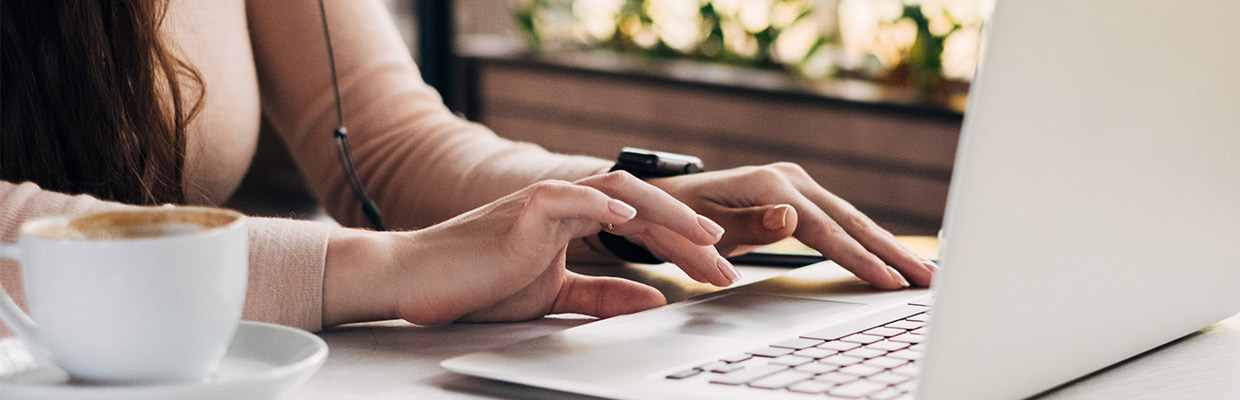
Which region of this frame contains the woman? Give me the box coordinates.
[0,0,934,334]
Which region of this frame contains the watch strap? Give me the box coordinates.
[597,231,663,264]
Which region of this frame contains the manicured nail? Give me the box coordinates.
[717,256,741,284]
[608,199,637,220]
[922,259,940,273]
[886,265,911,288]
[763,205,791,231]
[698,215,725,238]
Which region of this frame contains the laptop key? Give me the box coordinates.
[709,364,787,386]
[884,320,923,330]
[842,347,886,359]
[794,347,837,359]
[863,357,910,369]
[771,337,823,350]
[719,353,753,363]
[868,387,909,400]
[787,379,836,394]
[665,369,702,380]
[841,333,884,345]
[801,305,926,340]
[795,362,837,374]
[748,370,814,389]
[892,363,919,376]
[820,354,864,366]
[889,334,925,344]
[866,340,909,352]
[888,349,920,361]
[747,346,795,358]
[868,371,912,385]
[815,371,859,385]
[838,363,884,376]
[864,327,906,337]
[769,355,814,367]
[818,341,861,352]
[827,379,887,398]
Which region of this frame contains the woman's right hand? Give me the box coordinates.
[321,172,741,326]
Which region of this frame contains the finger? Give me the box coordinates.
[702,203,799,252]
[639,224,741,287]
[802,191,934,287]
[578,172,724,246]
[550,272,667,318]
[757,164,932,287]
[455,250,570,323]
[599,218,742,279]
[779,192,910,289]
[516,181,638,240]
[836,203,933,286]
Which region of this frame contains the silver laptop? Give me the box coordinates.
[442,1,1240,398]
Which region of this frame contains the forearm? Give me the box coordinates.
[249,0,614,230]
[358,130,614,229]
[321,227,400,327]
[0,181,338,333]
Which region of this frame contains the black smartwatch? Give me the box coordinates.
[598,148,704,264]
[610,147,704,178]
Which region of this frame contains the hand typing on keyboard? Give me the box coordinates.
[644,164,938,289]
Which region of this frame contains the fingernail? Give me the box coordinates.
[922,259,940,273]
[608,199,637,220]
[886,265,911,288]
[698,215,725,238]
[717,256,742,285]
[763,205,791,231]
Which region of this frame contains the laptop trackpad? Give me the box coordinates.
[639,293,864,339]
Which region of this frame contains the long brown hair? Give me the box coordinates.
[1,0,204,205]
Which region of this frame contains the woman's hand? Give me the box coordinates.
[322,172,739,326]
[644,162,937,290]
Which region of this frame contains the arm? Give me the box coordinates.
[0,181,334,333]
[244,0,930,308]
[247,0,611,230]
[318,172,732,327]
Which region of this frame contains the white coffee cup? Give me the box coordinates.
[0,206,247,384]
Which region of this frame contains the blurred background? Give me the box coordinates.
[228,0,993,235]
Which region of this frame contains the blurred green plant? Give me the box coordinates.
[514,0,989,94]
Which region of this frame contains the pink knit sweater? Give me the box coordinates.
[0,0,610,335]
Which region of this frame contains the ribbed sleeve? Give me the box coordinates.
[238,217,332,331]
[0,181,333,335]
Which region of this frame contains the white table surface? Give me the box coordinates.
[287,260,1240,400]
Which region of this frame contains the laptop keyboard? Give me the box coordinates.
[665,308,928,399]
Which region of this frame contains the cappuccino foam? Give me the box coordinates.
[62,222,208,240]
[28,207,240,241]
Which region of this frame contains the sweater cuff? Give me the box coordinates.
[242,217,333,332]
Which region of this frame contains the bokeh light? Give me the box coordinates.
[517,0,994,87]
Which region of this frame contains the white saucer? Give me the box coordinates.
[0,321,327,400]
